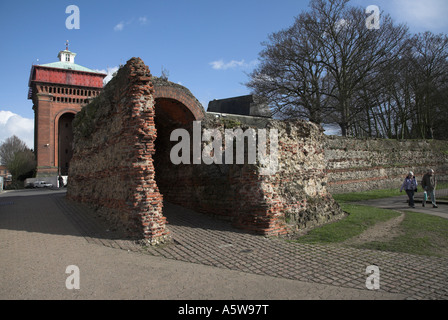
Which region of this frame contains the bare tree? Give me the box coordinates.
[0,135,35,183]
[0,135,28,165]
[246,11,330,124]
[305,0,409,136]
[247,0,448,139]
[247,0,409,136]
[407,32,448,139]
[161,66,170,81]
[367,32,448,139]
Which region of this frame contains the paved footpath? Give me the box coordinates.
[1,189,447,300]
[357,192,448,219]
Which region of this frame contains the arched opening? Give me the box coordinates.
[153,98,196,203]
[58,113,75,175]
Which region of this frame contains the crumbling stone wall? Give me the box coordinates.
[325,136,448,193]
[67,58,170,245]
[155,116,344,236]
[67,57,343,243]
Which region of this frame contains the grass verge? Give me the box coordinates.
[354,211,448,257]
[332,182,448,202]
[293,185,448,258]
[294,203,401,245]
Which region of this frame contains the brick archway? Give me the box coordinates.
[153,83,205,122]
[152,83,204,207]
[54,109,77,175]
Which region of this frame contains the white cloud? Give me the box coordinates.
[94,66,120,85]
[389,0,448,31]
[209,59,258,70]
[114,22,124,31]
[114,16,149,31]
[138,16,148,25]
[0,110,34,149]
[322,123,341,136]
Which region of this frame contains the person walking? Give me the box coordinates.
[400,171,418,208]
[421,169,438,208]
[58,175,64,188]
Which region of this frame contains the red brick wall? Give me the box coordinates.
[33,66,104,88]
[154,86,205,122]
[33,95,100,176]
[30,65,105,177]
[67,58,170,245]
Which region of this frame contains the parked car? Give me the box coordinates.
[25,181,34,188]
[34,181,53,188]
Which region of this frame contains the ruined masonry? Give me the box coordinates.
[325,136,448,193]
[67,58,344,245]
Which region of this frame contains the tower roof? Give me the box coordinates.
[38,42,103,74]
[28,44,106,99]
[39,60,99,73]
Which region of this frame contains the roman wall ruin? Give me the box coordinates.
[67,58,170,244]
[67,57,448,245]
[325,136,448,194]
[67,57,344,244]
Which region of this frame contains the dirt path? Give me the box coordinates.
[341,211,406,246]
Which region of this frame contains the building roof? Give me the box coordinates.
[207,95,272,118]
[38,47,104,74]
[39,61,100,73]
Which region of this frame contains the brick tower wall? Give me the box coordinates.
[30,66,105,177]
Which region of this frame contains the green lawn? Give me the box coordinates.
[294,203,401,245]
[332,182,448,203]
[331,188,401,202]
[354,211,448,257]
[292,186,448,258]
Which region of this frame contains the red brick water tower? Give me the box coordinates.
[28,44,106,177]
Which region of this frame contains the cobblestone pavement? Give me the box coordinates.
[1,189,447,300]
[50,192,448,300]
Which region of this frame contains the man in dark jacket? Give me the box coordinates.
[421,169,437,208]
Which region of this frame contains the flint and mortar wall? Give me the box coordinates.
[156,116,344,236]
[67,58,170,245]
[325,136,448,194]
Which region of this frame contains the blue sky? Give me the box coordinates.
[1,0,447,148]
